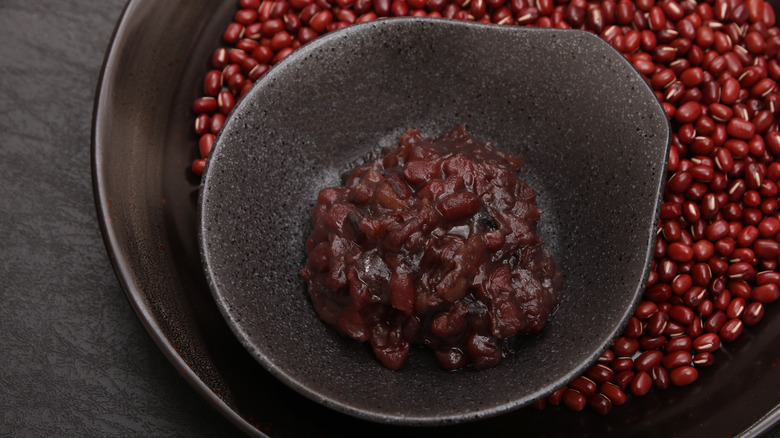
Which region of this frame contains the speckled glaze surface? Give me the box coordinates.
[198,18,670,425]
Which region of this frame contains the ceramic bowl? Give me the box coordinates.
[198,17,670,425]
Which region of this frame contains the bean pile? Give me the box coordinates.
[191,0,780,416]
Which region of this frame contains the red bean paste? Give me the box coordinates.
[300,126,562,371]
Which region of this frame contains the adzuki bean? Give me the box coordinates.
[671,366,699,386]
[563,389,587,412]
[651,365,671,389]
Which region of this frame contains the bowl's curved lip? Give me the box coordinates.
[197,17,672,425]
[90,0,267,436]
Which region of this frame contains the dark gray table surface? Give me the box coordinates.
[0,1,240,436]
[1,1,779,437]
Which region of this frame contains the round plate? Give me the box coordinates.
[92,0,780,436]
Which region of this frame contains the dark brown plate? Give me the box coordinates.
[92,0,780,436]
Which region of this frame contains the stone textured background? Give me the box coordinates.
[0,1,240,436]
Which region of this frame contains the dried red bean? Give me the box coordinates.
[690,164,714,182]
[222,63,241,82]
[199,133,215,158]
[705,310,728,333]
[270,1,289,18]
[635,350,664,372]
[685,287,707,308]
[595,349,613,365]
[757,271,780,286]
[675,102,703,124]
[611,357,634,372]
[719,318,744,342]
[646,283,673,302]
[646,310,670,336]
[670,366,699,386]
[238,39,261,56]
[660,201,683,219]
[210,113,226,135]
[666,320,688,336]
[248,64,269,82]
[693,332,721,353]
[671,274,692,296]
[687,315,705,338]
[722,77,741,104]
[728,118,757,139]
[631,371,653,396]
[569,376,597,396]
[244,22,262,40]
[391,0,409,16]
[693,351,715,367]
[646,270,659,288]
[658,259,677,283]
[624,316,644,338]
[668,242,695,262]
[273,47,295,63]
[717,237,737,257]
[193,97,217,114]
[707,220,732,242]
[548,387,567,405]
[662,350,693,369]
[297,27,318,44]
[192,158,207,177]
[714,289,732,311]
[600,382,626,406]
[240,0,260,9]
[261,19,284,37]
[669,304,695,324]
[587,393,612,415]
[612,336,639,356]
[738,225,760,247]
[563,389,587,412]
[665,335,693,353]
[640,335,668,350]
[217,90,235,115]
[692,263,712,287]
[710,257,729,277]
[614,370,635,390]
[616,1,633,24]
[729,280,753,299]
[744,301,765,325]
[759,217,780,237]
[635,301,659,319]
[204,70,223,96]
[223,22,245,44]
[194,113,210,136]
[753,283,780,303]
[651,365,671,389]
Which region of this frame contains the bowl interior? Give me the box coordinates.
[199,18,670,425]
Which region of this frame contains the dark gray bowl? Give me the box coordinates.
[198,17,669,425]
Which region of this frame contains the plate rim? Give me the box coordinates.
[90,0,267,436]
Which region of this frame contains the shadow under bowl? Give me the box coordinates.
[198,17,670,426]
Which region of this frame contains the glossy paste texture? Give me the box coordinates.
[301,127,562,370]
